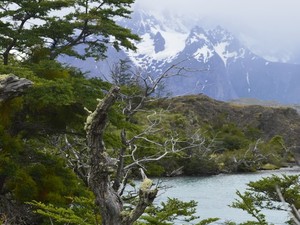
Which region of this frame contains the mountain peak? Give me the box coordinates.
[128,10,190,34]
[209,26,234,43]
[60,9,300,104]
[186,26,209,46]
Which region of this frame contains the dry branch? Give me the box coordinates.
[84,86,159,225]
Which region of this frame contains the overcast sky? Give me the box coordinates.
[134,0,300,63]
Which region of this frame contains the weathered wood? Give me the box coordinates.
[0,74,33,102]
[85,86,158,225]
[85,86,122,225]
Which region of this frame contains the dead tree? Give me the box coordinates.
[85,86,158,225]
[82,63,207,225]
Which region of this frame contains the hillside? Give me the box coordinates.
[1,70,299,224]
[155,94,300,147]
[139,94,300,175]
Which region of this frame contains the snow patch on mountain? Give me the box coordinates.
[126,11,189,65]
[189,33,209,44]
[158,30,188,60]
[213,42,239,66]
[193,45,213,63]
[128,30,188,64]
[246,72,251,93]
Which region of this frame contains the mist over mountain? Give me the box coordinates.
[60,10,300,104]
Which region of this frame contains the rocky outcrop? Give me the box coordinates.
[0,74,33,102]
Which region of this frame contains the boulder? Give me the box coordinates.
[0,74,33,102]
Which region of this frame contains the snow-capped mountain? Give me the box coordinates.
[60,10,300,104]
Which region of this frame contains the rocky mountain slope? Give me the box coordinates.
[60,10,300,104]
[152,94,300,155]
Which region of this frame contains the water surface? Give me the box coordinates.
[154,167,300,224]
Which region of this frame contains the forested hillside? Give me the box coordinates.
[1,1,300,224]
[142,94,300,174]
[1,60,299,224]
[158,94,300,147]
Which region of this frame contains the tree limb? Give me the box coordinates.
[276,185,300,225]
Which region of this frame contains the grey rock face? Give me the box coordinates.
[0,74,33,102]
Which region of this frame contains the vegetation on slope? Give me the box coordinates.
[1,60,299,224]
[0,1,299,223]
[142,94,300,175]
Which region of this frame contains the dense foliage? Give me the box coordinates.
[0,1,299,224]
[136,198,219,225]
[0,62,105,224]
[0,0,139,65]
[231,174,300,225]
[140,98,295,176]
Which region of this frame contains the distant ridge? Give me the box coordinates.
[60,9,300,104]
[230,98,300,114]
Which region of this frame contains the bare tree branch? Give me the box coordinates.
[56,61,208,225]
[84,86,160,225]
[276,185,300,225]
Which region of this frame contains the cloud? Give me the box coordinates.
[134,0,300,62]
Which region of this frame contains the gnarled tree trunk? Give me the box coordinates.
[85,86,157,225]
